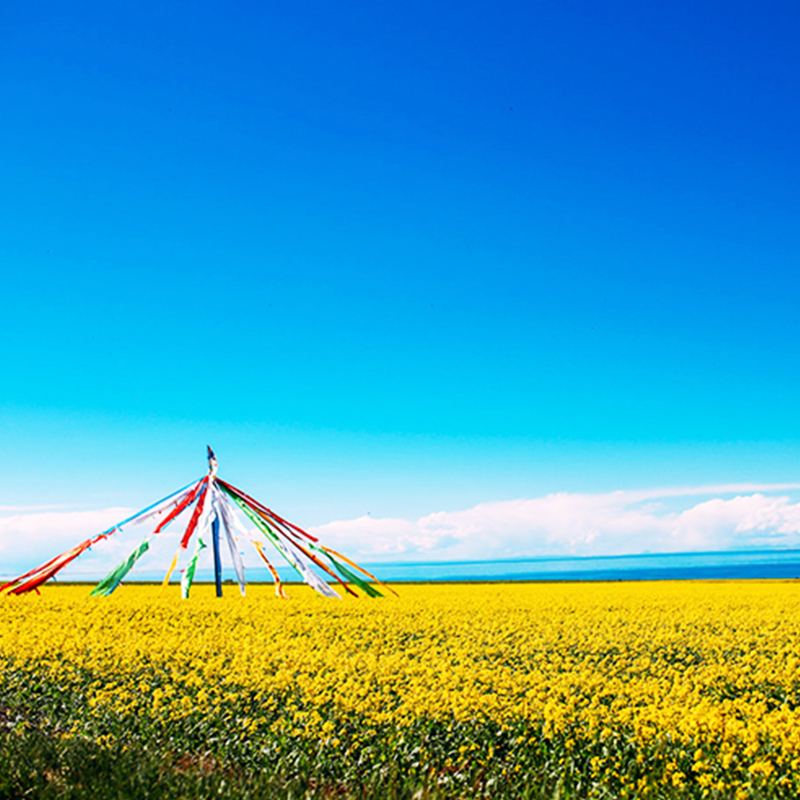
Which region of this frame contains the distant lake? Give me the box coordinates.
[361,549,800,582]
[101,548,800,584]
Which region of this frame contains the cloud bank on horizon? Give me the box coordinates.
[309,483,800,562]
[4,484,800,576]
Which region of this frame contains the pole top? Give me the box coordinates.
[207,445,218,477]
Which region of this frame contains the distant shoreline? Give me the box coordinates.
[6,548,800,585]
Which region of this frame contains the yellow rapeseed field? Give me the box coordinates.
[2,581,799,797]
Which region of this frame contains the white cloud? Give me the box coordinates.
[0,507,197,579]
[309,484,800,562]
[4,483,800,578]
[0,508,133,565]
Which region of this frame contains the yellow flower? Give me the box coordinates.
[1,581,800,791]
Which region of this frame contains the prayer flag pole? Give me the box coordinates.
[4,444,393,600]
[207,446,223,598]
[212,515,223,598]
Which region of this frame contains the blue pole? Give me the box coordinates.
[212,514,223,598]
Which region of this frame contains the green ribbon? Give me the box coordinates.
[224,487,381,598]
[229,494,307,581]
[315,548,382,597]
[181,536,206,599]
[90,540,150,597]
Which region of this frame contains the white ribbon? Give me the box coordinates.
[216,489,339,599]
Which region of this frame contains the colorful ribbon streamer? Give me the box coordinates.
[181,536,207,599]
[4,457,393,601]
[90,539,150,597]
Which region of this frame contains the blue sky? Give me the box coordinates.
[2,0,800,568]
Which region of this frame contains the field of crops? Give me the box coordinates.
[1,581,800,798]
